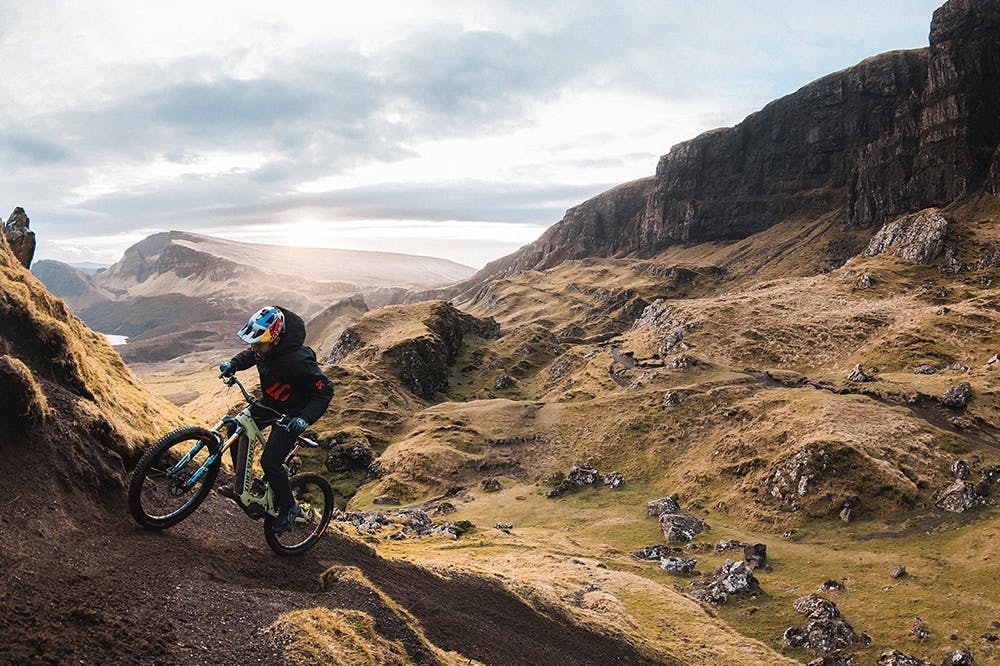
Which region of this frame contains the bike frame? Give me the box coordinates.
[214,402,280,517]
[173,374,319,520]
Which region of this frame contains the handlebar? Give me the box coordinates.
[219,372,320,447]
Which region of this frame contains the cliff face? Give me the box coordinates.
[437,0,998,300]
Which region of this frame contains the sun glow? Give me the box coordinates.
[203,218,547,268]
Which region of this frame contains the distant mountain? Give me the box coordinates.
[68,261,109,275]
[421,0,1000,302]
[31,260,113,311]
[95,230,474,314]
[36,231,474,362]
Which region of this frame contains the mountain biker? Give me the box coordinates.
[217,306,333,533]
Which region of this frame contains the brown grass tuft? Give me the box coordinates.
[271,608,412,666]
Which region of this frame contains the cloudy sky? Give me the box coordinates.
[1,1,943,269]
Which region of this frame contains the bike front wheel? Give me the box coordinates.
[264,473,335,556]
[128,426,221,529]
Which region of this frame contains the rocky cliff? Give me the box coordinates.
[429,0,999,301]
[2,207,36,269]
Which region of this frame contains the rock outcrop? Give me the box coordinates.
[864,209,949,263]
[2,207,35,269]
[330,300,500,400]
[428,0,1000,300]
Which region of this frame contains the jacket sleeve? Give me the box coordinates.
[230,348,257,371]
[293,348,334,424]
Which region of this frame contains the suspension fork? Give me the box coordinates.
[172,430,229,490]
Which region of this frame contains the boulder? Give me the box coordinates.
[433,502,456,515]
[940,382,972,408]
[325,443,374,473]
[715,539,746,553]
[793,594,841,620]
[690,560,758,604]
[481,478,501,492]
[951,460,971,480]
[660,557,697,574]
[909,617,929,641]
[935,480,980,512]
[847,364,874,382]
[662,390,683,407]
[783,619,869,653]
[396,509,432,532]
[494,372,515,390]
[546,464,603,497]
[647,496,681,518]
[941,649,975,666]
[602,471,625,489]
[912,365,938,375]
[744,543,768,570]
[876,650,934,666]
[659,513,708,542]
[667,353,699,369]
[974,465,1000,496]
[766,447,830,509]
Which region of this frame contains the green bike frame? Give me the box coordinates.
[212,376,318,521]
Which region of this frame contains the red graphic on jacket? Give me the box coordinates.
[265,382,292,402]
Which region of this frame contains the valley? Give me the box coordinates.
[3,1,1000,663]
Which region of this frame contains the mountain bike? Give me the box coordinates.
[127,373,335,556]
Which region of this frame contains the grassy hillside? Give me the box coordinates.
[281,196,1000,664]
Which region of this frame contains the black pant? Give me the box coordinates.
[260,426,297,512]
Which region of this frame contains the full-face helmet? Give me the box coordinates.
[237,306,285,344]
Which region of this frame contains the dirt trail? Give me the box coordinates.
[0,490,665,665]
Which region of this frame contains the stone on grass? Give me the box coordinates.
[647,496,681,518]
[876,650,934,666]
[940,382,972,408]
[659,513,708,542]
[660,557,697,574]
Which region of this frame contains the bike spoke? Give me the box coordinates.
[268,476,332,552]
[136,436,215,521]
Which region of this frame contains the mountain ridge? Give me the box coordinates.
[415,0,999,304]
[33,230,478,362]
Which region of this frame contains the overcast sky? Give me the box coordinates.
[1,1,943,269]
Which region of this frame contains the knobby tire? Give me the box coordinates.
[128,426,221,530]
[263,473,335,556]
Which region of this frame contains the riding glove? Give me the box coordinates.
[286,417,308,436]
[219,361,235,377]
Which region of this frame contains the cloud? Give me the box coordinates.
[1,1,947,269]
[0,134,71,164]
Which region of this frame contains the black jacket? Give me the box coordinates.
[229,307,333,424]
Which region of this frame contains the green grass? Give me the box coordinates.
[371,478,1000,664]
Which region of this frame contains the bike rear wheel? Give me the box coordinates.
[128,426,221,529]
[264,473,335,556]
